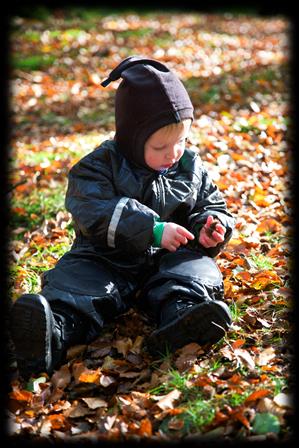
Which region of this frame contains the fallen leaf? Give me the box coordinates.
[139,418,152,436]
[250,271,282,290]
[51,365,71,390]
[245,389,272,403]
[256,219,282,233]
[66,344,87,360]
[47,413,70,431]
[113,337,133,357]
[9,389,33,404]
[256,347,276,366]
[82,397,108,409]
[64,401,90,418]
[99,374,116,387]
[234,348,255,370]
[79,368,101,384]
[155,389,181,411]
[273,393,293,409]
[233,410,251,429]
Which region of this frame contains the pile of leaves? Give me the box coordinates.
[7,8,294,443]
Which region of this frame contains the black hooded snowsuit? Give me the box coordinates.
[40,57,235,344]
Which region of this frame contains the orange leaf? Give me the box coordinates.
[79,368,101,384]
[252,191,271,207]
[48,414,69,431]
[232,339,246,350]
[139,418,152,437]
[251,270,282,290]
[235,271,252,283]
[256,218,282,233]
[213,411,229,425]
[9,389,33,403]
[234,410,251,429]
[229,373,242,384]
[245,389,271,403]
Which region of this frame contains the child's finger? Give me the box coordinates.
[177,226,195,240]
[175,232,189,245]
[211,230,225,242]
[215,223,225,235]
[206,215,214,227]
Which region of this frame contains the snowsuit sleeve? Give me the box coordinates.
[65,150,159,254]
[188,163,236,258]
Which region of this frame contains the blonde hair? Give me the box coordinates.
[158,119,192,139]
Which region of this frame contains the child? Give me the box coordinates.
[10,56,235,379]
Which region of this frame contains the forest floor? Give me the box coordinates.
[7,7,294,444]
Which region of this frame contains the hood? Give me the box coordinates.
[101,56,194,169]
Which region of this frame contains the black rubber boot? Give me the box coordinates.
[147,297,232,356]
[10,294,56,378]
[10,294,87,379]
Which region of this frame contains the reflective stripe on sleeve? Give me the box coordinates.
[107,197,130,248]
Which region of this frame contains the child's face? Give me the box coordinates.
[144,120,191,171]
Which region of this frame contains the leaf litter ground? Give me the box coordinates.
[7,9,294,443]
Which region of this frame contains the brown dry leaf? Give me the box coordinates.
[131,335,144,353]
[64,401,90,418]
[256,317,271,328]
[273,393,293,409]
[82,397,108,409]
[175,352,198,373]
[234,348,255,370]
[66,344,87,360]
[257,397,286,418]
[113,337,133,356]
[72,361,87,383]
[101,355,127,373]
[256,347,276,366]
[104,415,117,431]
[99,374,116,387]
[155,389,181,411]
[51,364,72,390]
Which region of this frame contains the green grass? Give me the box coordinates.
[11,186,67,230]
[249,252,274,270]
[23,30,40,43]
[117,28,153,39]
[182,395,216,432]
[229,300,246,322]
[41,112,73,127]
[12,54,56,71]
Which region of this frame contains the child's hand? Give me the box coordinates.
[198,215,226,248]
[161,223,195,252]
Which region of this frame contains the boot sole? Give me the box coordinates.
[11,294,54,377]
[147,300,232,356]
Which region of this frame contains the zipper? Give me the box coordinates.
[157,174,165,216]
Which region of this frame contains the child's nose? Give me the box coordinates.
[166,146,178,160]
